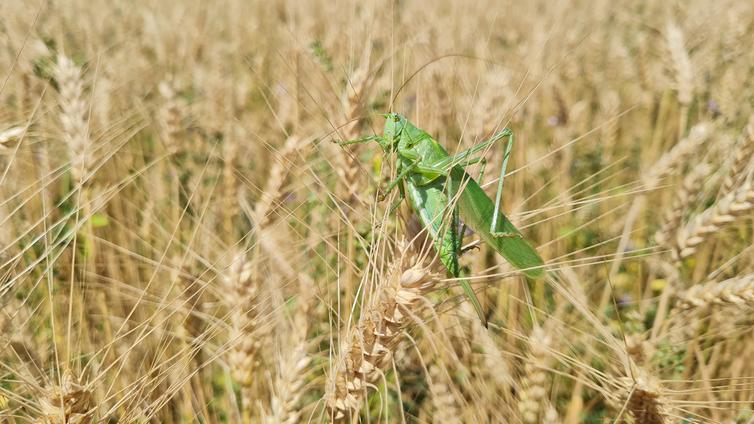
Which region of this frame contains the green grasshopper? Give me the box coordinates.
[339,113,545,325]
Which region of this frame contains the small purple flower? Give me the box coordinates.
[618,294,634,307]
[708,99,721,117]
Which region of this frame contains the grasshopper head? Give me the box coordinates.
[380,113,406,152]
[383,113,430,150]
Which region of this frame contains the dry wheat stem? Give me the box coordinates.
[542,402,561,424]
[263,272,315,424]
[609,123,710,281]
[222,129,241,238]
[470,311,517,392]
[338,59,377,207]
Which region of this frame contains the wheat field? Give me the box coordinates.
[1,0,754,422]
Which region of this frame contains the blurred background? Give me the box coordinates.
[1,0,753,422]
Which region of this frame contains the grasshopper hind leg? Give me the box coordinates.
[489,129,523,239]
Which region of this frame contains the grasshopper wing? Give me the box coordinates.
[450,167,545,278]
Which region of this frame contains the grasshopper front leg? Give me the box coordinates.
[380,156,421,201]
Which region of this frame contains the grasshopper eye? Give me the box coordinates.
[393,115,400,123]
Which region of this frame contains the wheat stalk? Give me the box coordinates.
[674,179,754,260]
[263,273,315,424]
[476,69,517,136]
[53,55,91,182]
[610,123,712,281]
[600,90,621,150]
[325,251,440,422]
[470,312,516,393]
[176,265,204,350]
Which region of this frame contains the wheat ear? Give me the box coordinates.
[325,254,439,422]
[542,402,561,424]
[37,370,93,424]
[676,274,754,310]
[264,274,315,424]
[642,123,711,190]
[264,341,311,424]
[157,81,186,155]
[53,55,91,182]
[518,327,552,424]
[720,115,754,195]
[428,364,463,424]
[224,252,261,417]
[253,136,304,229]
[621,368,669,424]
[338,56,377,206]
[654,163,710,248]
[0,126,24,155]
[674,179,754,259]
[222,128,241,239]
[665,21,694,106]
